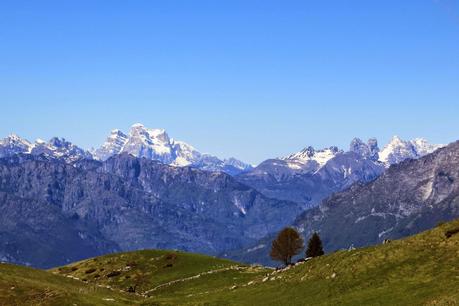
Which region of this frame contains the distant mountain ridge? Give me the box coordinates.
[93,123,253,175]
[0,129,444,208]
[235,136,443,207]
[0,126,443,176]
[0,134,93,163]
[378,136,444,166]
[0,124,253,175]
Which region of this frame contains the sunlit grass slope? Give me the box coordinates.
[1,220,459,305]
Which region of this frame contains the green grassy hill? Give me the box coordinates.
[0,262,137,305]
[1,220,459,305]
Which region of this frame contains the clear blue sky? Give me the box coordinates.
[0,1,458,164]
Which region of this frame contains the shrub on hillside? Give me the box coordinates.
[306,232,324,258]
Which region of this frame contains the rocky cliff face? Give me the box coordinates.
[0,154,302,268]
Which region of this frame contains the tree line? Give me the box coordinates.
[270,227,324,266]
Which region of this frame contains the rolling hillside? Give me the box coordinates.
[1,219,459,305]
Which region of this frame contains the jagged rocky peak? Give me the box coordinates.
[411,138,444,156]
[296,146,316,158]
[367,138,379,159]
[93,123,252,175]
[47,137,70,148]
[171,140,201,166]
[129,123,170,144]
[31,137,93,162]
[349,137,379,161]
[121,123,174,163]
[93,129,128,161]
[0,133,91,162]
[283,145,341,167]
[379,135,444,166]
[0,134,32,157]
[224,157,254,172]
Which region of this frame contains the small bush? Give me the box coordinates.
[163,263,173,268]
[85,268,97,274]
[106,271,121,278]
[71,267,78,271]
[445,227,459,238]
[165,253,177,261]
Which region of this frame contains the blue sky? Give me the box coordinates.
[0,1,458,164]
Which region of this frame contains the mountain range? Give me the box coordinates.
[0,124,253,175]
[236,136,443,207]
[0,124,449,268]
[0,124,442,175]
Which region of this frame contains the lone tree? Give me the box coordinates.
[270,227,304,266]
[306,232,324,258]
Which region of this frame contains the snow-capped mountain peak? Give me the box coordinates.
[30,137,93,162]
[93,123,252,175]
[281,145,342,172]
[378,136,444,166]
[170,139,201,166]
[93,129,128,161]
[122,124,174,163]
[0,134,33,157]
[284,146,340,166]
[411,138,444,156]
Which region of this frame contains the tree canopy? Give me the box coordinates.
[270,227,304,266]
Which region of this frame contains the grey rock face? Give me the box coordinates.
[350,138,379,161]
[0,154,302,268]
